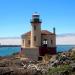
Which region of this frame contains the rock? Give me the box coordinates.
[0,67,13,75]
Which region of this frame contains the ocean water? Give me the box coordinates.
[0,45,75,56]
[57,45,75,52]
[0,46,21,56]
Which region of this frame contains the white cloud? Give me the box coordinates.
[0,37,21,45]
[0,34,75,45]
[56,34,75,45]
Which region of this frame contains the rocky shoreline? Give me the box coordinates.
[0,48,75,75]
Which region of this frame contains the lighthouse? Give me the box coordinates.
[30,13,42,47]
[21,13,56,60]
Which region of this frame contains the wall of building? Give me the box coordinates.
[31,23,41,48]
[39,47,57,56]
[22,34,56,48]
[41,34,56,47]
[22,35,31,48]
[22,47,39,60]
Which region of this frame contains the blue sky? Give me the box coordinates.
[0,0,75,37]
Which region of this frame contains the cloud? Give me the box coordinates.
[0,33,75,45]
[56,33,75,45]
[0,37,21,45]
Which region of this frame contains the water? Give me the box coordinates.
[57,45,75,52]
[0,46,21,56]
[0,45,75,56]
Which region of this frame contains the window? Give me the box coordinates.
[42,39,48,47]
[34,36,36,41]
[23,39,24,45]
[34,26,36,30]
[51,40,53,44]
[28,40,30,45]
[43,39,47,44]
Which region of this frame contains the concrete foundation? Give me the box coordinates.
[21,48,39,61]
[21,47,56,61]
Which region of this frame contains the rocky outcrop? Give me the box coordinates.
[0,67,43,75]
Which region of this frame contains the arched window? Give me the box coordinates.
[23,39,24,46]
[51,40,53,45]
[28,40,30,45]
[34,36,36,41]
[34,26,36,30]
[42,39,48,47]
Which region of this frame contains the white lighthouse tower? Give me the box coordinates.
[30,13,42,47]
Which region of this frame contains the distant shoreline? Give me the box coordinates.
[0,45,21,47]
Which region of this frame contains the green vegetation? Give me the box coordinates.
[48,64,71,74]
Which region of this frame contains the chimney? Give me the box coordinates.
[53,27,55,34]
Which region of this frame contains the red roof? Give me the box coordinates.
[22,30,54,36]
[41,30,54,35]
[25,31,31,36]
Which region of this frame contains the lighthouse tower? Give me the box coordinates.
[30,13,42,47]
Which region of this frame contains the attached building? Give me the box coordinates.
[21,13,56,60]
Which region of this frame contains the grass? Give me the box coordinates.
[48,64,71,74]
